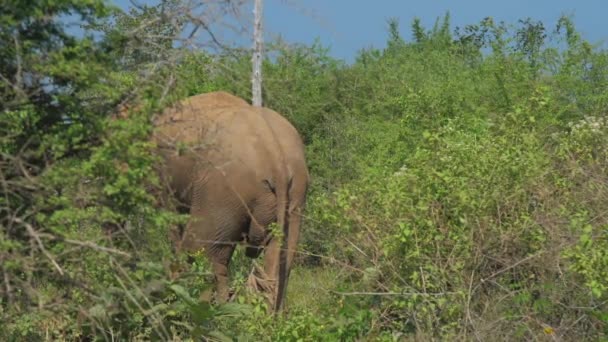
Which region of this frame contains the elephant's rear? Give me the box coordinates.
[257,108,309,311]
[152,91,309,311]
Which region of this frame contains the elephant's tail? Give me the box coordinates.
[273,175,290,312]
[256,108,291,313]
[255,106,298,313]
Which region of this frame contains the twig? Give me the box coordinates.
[113,259,170,339]
[344,238,368,258]
[465,269,483,342]
[65,238,131,257]
[332,290,458,297]
[113,267,170,341]
[14,217,64,276]
[2,264,12,303]
[13,31,24,93]
[36,232,131,258]
[480,251,542,283]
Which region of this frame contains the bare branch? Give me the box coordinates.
[112,259,170,339]
[480,251,542,284]
[14,217,64,276]
[2,263,13,304]
[13,31,24,93]
[37,233,132,258]
[332,290,460,297]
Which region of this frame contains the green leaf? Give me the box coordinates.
[169,284,197,306]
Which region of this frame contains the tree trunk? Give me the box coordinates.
[252,0,263,107]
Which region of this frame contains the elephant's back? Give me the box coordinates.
[151,91,307,189]
[152,91,249,147]
[152,96,278,176]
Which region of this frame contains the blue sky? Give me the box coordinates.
[113,0,607,62]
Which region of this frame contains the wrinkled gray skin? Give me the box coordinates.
[152,91,309,312]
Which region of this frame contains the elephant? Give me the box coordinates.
[150,91,309,312]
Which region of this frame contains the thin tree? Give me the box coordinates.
[252,0,263,106]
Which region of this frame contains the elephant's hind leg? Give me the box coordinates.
[187,192,251,304]
[245,191,276,258]
[210,247,234,303]
[185,168,261,303]
[182,214,239,304]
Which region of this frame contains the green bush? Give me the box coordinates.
[2,2,607,339]
[297,15,608,340]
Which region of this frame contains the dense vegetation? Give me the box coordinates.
[1,0,607,340]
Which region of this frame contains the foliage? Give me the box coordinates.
[0,1,227,339]
[296,14,608,340]
[2,1,608,339]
